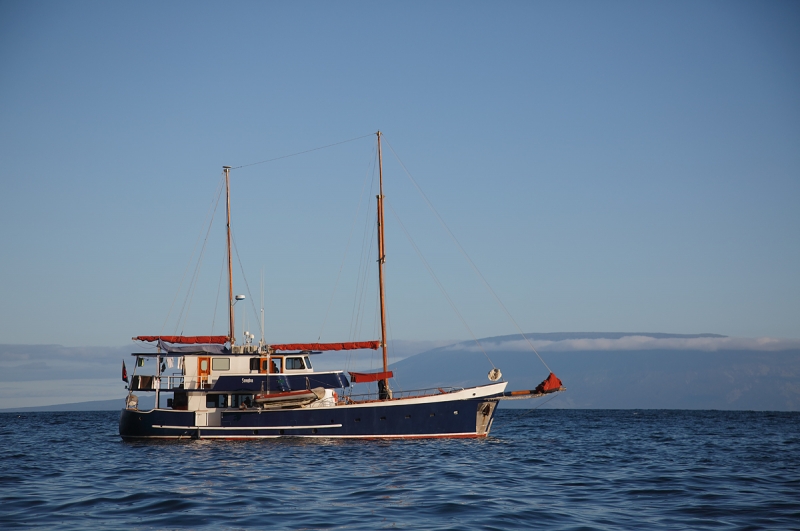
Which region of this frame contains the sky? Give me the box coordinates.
[1,1,798,350]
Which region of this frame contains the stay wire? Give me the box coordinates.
[385,200,496,370]
[176,179,225,335]
[349,162,378,340]
[231,229,263,340]
[383,137,552,374]
[163,173,225,336]
[317,144,377,341]
[211,246,227,334]
[231,133,375,170]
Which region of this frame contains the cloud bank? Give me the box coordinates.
[451,335,800,353]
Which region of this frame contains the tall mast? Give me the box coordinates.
[376,132,389,391]
[224,166,235,345]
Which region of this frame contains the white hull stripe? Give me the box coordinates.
[124,431,481,439]
[154,424,342,430]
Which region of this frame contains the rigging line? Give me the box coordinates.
[383,138,552,374]
[176,177,226,335]
[178,248,205,336]
[231,230,263,340]
[385,200,496,370]
[348,164,378,339]
[260,268,265,344]
[211,245,226,334]
[161,173,226,336]
[317,144,377,341]
[231,133,376,170]
[170,174,226,336]
[385,296,405,394]
[354,228,376,341]
[349,210,377,341]
[382,262,406,393]
[371,278,380,345]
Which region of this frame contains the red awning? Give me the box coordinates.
[349,371,393,383]
[270,341,380,352]
[133,335,229,345]
[534,372,563,394]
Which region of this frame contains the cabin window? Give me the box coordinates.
[304,356,312,369]
[286,357,305,370]
[172,392,188,410]
[206,394,227,408]
[212,358,230,371]
[231,394,254,409]
[261,359,281,373]
[250,358,260,371]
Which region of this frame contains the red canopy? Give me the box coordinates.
[134,335,229,345]
[270,341,380,352]
[349,371,393,383]
[534,372,563,394]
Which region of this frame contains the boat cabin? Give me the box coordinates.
[127,350,349,416]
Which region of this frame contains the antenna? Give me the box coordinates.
[260,268,265,346]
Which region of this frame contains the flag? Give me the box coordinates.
[122,361,128,384]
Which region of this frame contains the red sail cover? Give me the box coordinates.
[534,372,563,394]
[134,336,229,344]
[270,341,380,352]
[349,371,393,383]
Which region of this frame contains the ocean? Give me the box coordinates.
[0,409,797,530]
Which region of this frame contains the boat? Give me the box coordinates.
[119,132,564,440]
[254,388,326,408]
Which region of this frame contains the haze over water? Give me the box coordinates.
[1,409,797,530]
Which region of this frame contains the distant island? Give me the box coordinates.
[1,332,798,412]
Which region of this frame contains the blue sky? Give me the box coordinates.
[1,1,798,348]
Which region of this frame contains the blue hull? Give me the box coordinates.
[119,396,499,440]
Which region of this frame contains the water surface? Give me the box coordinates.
[1,410,797,530]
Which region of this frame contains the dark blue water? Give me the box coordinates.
[0,410,798,530]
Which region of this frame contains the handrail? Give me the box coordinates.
[129,374,185,391]
[343,386,464,403]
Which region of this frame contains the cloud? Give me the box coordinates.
[450,336,800,353]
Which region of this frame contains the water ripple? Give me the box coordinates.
[0,410,798,529]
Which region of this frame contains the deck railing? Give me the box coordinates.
[129,374,187,391]
[343,386,464,403]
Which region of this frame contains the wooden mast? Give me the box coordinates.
[376,132,389,394]
[224,166,235,345]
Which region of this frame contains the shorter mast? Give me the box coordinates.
[224,166,235,346]
[376,132,390,396]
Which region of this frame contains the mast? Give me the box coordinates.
[376,132,390,394]
[224,166,235,345]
